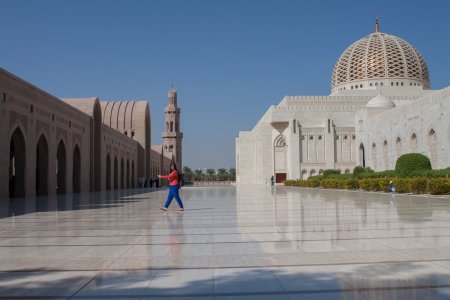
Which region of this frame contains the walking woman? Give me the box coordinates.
[158,162,184,211]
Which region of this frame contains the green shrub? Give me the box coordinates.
[309,175,324,181]
[410,178,428,194]
[353,166,365,176]
[326,174,354,180]
[358,179,370,190]
[427,178,450,195]
[410,168,450,178]
[308,180,319,187]
[345,179,359,189]
[323,169,341,178]
[393,179,411,193]
[286,177,450,195]
[395,153,432,177]
[378,178,390,191]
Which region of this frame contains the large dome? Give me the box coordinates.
[331,29,430,93]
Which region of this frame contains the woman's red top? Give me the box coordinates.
[160,170,179,186]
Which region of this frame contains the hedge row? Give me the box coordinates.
[310,168,450,181]
[285,178,450,195]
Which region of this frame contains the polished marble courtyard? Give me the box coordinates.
[1,185,450,299]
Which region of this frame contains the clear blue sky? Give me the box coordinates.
[2,0,449,170]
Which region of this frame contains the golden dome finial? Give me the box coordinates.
[375,14,380,32]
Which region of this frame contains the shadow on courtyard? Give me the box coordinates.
[0,188,163,219]
[0,263,448,298]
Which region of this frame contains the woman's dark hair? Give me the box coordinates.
[170,162,178,171]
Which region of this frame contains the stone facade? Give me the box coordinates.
[236,26,450,184]
[0,68,175,198]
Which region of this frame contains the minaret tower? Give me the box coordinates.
[162,87,183,169]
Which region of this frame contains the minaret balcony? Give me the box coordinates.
[163,132,183,138]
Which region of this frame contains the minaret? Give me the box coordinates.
[162,87,183,169]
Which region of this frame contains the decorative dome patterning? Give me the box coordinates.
[331,32,430,92]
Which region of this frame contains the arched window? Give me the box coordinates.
[106,154,111,190]
[411,133,418,153]
[428,129,437,167]
[301,169,307,180]
[114,156,118,189]
[36,135,49,196]
[170,122,174,132]
[395,137,402,160]
[383,140,389,170]
[120,158,125,189]
[73,145,81,193]
[372,143,377,170]
[9,127,26,198]
[56,140,67,194]
[126,159,130,188]
[359,143,365,167]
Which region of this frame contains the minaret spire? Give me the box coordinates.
[375,14,380,32]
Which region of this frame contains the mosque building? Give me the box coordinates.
[0,68,182,198]
[236,19,450,184]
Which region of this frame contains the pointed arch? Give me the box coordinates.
[126,159,130,188]
[120,158,124,189]
[428,129,437,167]
[114,156,118,189]
[359,143,365,167]
[274,135,287,182]
[131,160,135,188]
[73,144,81,193]
[274,135,287,147]
[395,137,402,160]
[56,140,67,194]
[371,143,377,170]
[301,169,307,180]
[106,153,111,190]
[36,134,49,196]
[9,127,26,198]
[383,140,389,170]
[411,133,418,153]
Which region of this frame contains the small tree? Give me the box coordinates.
[217,168,228,181]
[229,168,236,181]
[206,169,216,181]
[194,169,203,181]
[395,153,432,177]
[183,166,193,183]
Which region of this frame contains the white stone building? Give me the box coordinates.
[236,21,450,184]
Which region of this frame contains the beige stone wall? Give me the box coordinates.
[150,146,173,186]
[101,124,139,190]
[99,101,151,181]
[0,68,174,199]
[0,68,91,198]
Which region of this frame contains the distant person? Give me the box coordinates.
[271,176,275,186]
[158,162,184,211]
[387,180,396,192]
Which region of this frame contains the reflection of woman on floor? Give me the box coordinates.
[164,212,184,266]
[158,162,184,211]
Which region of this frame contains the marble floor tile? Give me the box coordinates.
[1,186,450,298]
